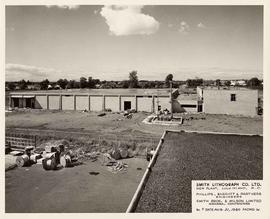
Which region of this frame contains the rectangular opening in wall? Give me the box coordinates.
[13,98,19,107]
[181,104,197,108]
[198,105,203,112]
[25,98,32,108]
[124,101,131,110]
[231,94,236,101]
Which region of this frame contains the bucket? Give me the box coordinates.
[16,154,30,167]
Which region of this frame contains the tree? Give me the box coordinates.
[79,77,88,88]
[120,80,129,88]
[129,71,139,88]
[247,77,261,88]
[7,82,16,90]
[18,79,27,90]
[215,79,221,87]
[165,74,173,88]
[88,77,100,88]
[57,78,68,89]
[40,79,50,90]
[186,78,203,88]
[67,80,75,89]
[224,80,231,86]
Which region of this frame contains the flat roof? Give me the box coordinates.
[8,88,171,97]
[198,86,255,91]
[135,131,262,212]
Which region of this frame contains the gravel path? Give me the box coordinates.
[135,131,263,212]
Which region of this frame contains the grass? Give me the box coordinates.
[136,131,263,212]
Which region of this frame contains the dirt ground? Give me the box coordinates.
[5,110,263,136]
[5,158,147,213]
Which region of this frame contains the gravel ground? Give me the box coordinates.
[135,131,263,212]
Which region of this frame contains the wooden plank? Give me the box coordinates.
[10,147,25,152]
[6,137,35,141]
[8,143,34,147]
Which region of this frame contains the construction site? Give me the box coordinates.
[5,86,263,213]
[4,3,265,214]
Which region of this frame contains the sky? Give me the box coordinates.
[5,5,263,81]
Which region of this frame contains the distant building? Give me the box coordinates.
[197,87,258,116]
[7,87,260,116]
[27,84,41,90]
[7,89,174,113]
[230,80,247,86]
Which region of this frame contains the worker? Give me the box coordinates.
[146,148,155,161]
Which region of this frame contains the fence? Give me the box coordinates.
[6,128,159,151]
[6,133,36,151]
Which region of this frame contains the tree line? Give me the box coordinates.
[5,70,262,91]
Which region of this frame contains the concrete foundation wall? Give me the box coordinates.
[49,96,59,110]
[62,96,74,110]
[35,95,47,109]
[203,89,258,116]
[121,96,136,110]
[105,96,119,112]
[76,96,89,111]
[90,96,103,111]
[137,97,153,112]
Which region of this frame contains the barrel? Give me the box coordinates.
[42,157,57,170]
[30,154,41,164]
[16,154,30,167]
[111,149,121,160]
[60,155,71,168]
[120,149,128,159]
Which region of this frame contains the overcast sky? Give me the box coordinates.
[5,5,263,81]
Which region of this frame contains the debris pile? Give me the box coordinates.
[98,153,128,173]
[8,138,135,173]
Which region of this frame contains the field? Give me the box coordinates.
[136,131,263,212]
[6,110,262,138]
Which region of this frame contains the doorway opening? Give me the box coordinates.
[124,101,131,110]
[13,98,19,107]
[197,104,203,112]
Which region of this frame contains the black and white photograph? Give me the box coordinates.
[2,0,268,216]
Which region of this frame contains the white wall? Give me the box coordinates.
[155,97,171,111]
[49,96,59,110]
[137,97,153,112]
[76,96,89,111]
[203,89,258,116]
[90,96,103,111]
[105,96,120,112]
[35,95,47,109]
[62,96,74,110]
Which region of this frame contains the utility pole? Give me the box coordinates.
[170,81,173,120]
